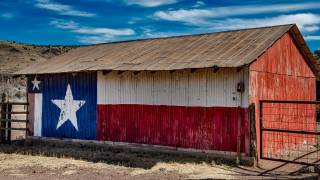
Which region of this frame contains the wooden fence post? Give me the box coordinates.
[6,102,12,142]
[0,93,7,143]
[249,103,257,158]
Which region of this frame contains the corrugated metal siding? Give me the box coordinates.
[249,32,316,158]
[17,25,296,74]
[97,68,250,153]
[40,72,97,140]
[97,105,249,153]
[98,68,249,107]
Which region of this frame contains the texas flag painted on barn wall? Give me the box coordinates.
[27,70,249,153]
[27,73,97,140]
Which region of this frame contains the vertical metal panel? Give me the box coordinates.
[97,104,249,152]
[34,93,42,137]
[97,68,249,107]
[98,71,121,104]
[136,71,153,105]
[171,70,188,106]
[120,71,136,104]
[206,68,249,107]
[40,72,97,140]
[249,32,316,158]
[153,71,172,105]
[188,70,207,106]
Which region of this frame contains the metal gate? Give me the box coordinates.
[260,100,320,166]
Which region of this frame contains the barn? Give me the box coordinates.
[16,24,317,160]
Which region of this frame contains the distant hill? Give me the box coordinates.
[0,41,78,74]
[0,41,78,101]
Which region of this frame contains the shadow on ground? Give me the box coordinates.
[0,139,318,179]
[0,139,238,170]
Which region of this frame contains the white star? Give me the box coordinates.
[32,76,40,91]
[51,84,85,131]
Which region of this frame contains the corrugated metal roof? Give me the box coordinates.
[16,24,316,74]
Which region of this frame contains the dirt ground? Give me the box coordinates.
[0,153,239,180]
[0,139,318,180]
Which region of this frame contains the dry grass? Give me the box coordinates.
[131,162,238,179]
[0,153,109,170]
[0,139,242,179]
[0,139,317,179]
[0,152,239,179]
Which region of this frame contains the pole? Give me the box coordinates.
[6,103,11,142]
[0,93,7,143]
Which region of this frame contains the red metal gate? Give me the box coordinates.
[260,100,320,166]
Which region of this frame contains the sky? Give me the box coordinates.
[0,0,320,52]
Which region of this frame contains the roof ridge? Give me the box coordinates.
[84,24,295,47]
[16,24,300,75]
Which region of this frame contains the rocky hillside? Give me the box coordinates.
[0,41,78,101]
[0,41,76,74]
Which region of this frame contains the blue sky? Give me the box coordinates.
[0,0,320,51]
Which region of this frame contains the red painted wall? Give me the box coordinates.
[97,104,249,153]
[249,32,316,158]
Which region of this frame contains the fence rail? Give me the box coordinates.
[0,119,29,122]
[0,102,28,105]
[0,94,29,143]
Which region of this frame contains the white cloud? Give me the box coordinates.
[35,0,95,17]
[154,2,320,25]
[50,19,135,44]
[154,9,212,25]
[141,27,181,38]
[154,1,320,33]
[125,0,177,7]
[303,26,320,32]
[74,27,135,36]
[204,14,320,33]
[127,17,143,25]
[305,35,320,41]
[0,12,15,19]
[193,1,205,8]
[50,19,78,29]
[128,20,135,24]
[77,35,116,44]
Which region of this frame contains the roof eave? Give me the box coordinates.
[288,25,320,79]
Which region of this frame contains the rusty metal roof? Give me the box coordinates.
[16,24,317,75]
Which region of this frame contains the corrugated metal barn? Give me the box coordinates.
[17,24,317,159]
